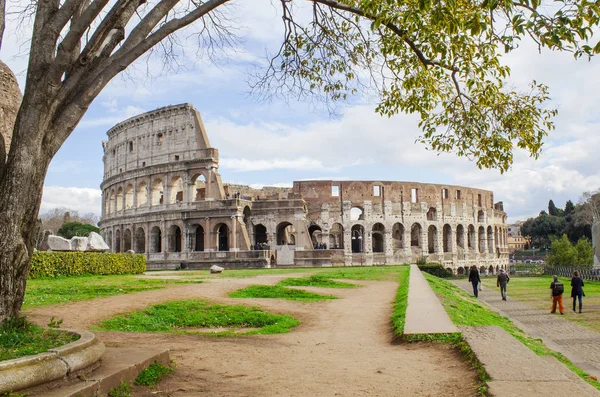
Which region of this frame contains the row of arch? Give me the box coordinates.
[104,173,210,215]
[454,265,507,275]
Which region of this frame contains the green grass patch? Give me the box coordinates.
[135,361,175,388]
[425,273,600,391]
[229,285,337,301]
[315,265,408,281]
[0,317,79,362]
[95,299,300,336]
[391,266,410,337]
[277,274,356,288]
[481,275,600,333]
[108,381,132,397]
[23,274,200,308]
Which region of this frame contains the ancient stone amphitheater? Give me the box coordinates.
[98,104,509,274]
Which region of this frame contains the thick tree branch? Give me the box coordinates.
[0,0,5,51]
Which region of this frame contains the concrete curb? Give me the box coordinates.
[0,329,105,394]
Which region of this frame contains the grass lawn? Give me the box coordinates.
[277,274,357,288]
[1,318,79,361]
[390,266,410,336]
[229,285,337,301]
[95,299,300,336]
[425,273,600,391]
[23,274,201,308]
[480,275,600,333]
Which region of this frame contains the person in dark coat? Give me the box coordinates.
[468,266,481,298]
[497,269,510,301]
[571,271,585,313]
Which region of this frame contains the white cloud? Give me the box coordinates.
[41,187,102,216]
[221,157,336,172]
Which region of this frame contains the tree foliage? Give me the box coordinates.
[56,222,100,239]
[546,234,593,267]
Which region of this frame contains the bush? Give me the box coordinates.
[29,252,146,278]
[418,263,452,278]
[546,234,594,268]
[57,221,99,239]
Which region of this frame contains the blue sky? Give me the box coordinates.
[2,1,600,223]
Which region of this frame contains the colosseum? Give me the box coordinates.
[98,103,510,274]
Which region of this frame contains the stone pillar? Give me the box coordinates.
[205,169,213,199]
[161,220,167,254]
[230,216,238,251]
[420,226,427,256]
[145,222,150,255]
[132,181,138,210]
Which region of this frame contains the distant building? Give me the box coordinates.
[507,222,529,252]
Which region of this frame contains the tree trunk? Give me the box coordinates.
[0,108,51,323]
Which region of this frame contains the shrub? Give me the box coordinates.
[29,252,146,278]
[418,263,452,278]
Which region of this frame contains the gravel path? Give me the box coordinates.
[26,275,480,396]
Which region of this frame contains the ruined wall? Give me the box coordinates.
[0,60,22,156]
[223,183,292,200]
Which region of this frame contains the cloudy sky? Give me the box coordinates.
[1,1,599,223]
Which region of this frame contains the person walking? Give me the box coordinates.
[571,271,585,313]
[468,265,481,298]
[497,269,510,301]
[550,275,565,315]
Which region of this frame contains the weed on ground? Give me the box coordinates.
[229,285,337,301]
[0,317,79,361]
[108,381,132,397]
[390,266,410,336]
[135,360,175,388]
[95,299,300,336]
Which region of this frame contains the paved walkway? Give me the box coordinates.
[404,265,458,335]
[455,279,600,380]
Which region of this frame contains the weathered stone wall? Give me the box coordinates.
[0,60,22,156]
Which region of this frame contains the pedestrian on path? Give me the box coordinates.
[571,270,585,313]
[497,269,510,301]
[550,275,565,315]
[468,265,481,298]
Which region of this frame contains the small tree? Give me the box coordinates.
[547,234,593,268]
[57,222,100,239]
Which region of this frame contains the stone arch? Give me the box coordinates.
[426,207,437,221]
[488,265,494,274]
[191,173,207,201]
[115,229,121,253]
[168,225,182,252]
[124,184,134,209]
[150,226,162,253]
[169,176,184,204]
[372,223,385,253]
[351,224,365,253]
[446,267,454,275]
[191,224,205,251]
[135,227,145,253]
[350,206,364,221]
[487,226,494,254]
[104,193,110,215]
[411,223,422,248]
[478,226,486,253]
[468,225,476,249]
[276,222,296,245]
[123,228,132,252]
[308,224,323,247]
[116,187,123,211]
[109,190,116,213]
[137,181,148,207]
[477,210,485,223]
[428,225,438,254]
[243,206,251,227]
[107,231,113,250]
[457,267,465,275]
[329,223,344,249]
[443,224,452,253]
[254,224,268,245]
[479,266,486,275]
[392,223,404,249]
[151,179,164,205]
[456,224,465,249]
[215,223,230,251]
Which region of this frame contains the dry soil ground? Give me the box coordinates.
[26,274,479,396]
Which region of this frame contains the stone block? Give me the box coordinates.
[47,235,71,251]
[210,265,224,273]
[87,232,109,252]
[71,237,88,251]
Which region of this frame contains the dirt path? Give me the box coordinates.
[26,275,478,396]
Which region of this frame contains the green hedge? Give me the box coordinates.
[29,252,146,278]
[418,263,452,278]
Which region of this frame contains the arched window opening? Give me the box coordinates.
[479,226,486,253]
[217,224,229,251]
[487,226,494,254]
[254,224,267,245]
[124,185,134,209]
[137,181,148,207]
[372,223,385,253]
[194,225,205,251]
[243,206,251,233]
[150,227,162,253]
[191,174,206,201]
[351,224,365,253]
[123,229,132,252]
[456,225,465,249]
[392,223,404,249]
[169,177,184,204]
[168,225,182,252]
[411,223,422,247]
[115,229,121,253]
[443,224,452,253]
[107,231,113,250]
[329,223,344,249]
[428,225,437,254]
[276,222,295,245]
[135,228,145,253]
[427,207,437,221]
[151,179,164,205]
[309,224,323,247]
[468,225,476,249]
[116,188,123,211]
[477,210,485,223]
[109,190,116,213]
[350,207,364,221]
